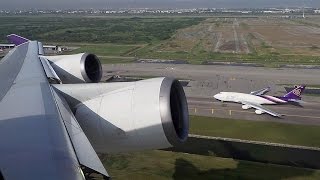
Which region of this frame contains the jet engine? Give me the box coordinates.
[53,77,189,153]
[43,53,102,83]
[255,110,263,115]
[242,105,251,110]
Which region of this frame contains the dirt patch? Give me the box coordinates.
[147,16,320,59]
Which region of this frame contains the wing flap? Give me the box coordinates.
[39,56,62,84]
[52,87,110,179]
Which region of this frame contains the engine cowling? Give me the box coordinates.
[242,105,251,110]
[53,77,189,153]
[255,110,264,115]
[43,53,102,83]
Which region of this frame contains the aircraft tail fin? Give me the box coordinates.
[7,34,29,46]
[283,85,305,100]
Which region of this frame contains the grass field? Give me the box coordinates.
[279,84,320,89]
[133,17,320,66]
[277,84,320,97]
[0,16,204,44]
[68,43,142,56]
[98,57,136,64]
[190,116,320,147]
[61,43,140,63]
[102,150,320,179]
[1,15,320,66]
[102,116,320,179]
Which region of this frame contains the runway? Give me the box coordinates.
[103,63,320,125]
[102,63,320,98]
[187,97,320,125]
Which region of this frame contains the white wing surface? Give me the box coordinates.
[250,87,271,96]
[242,101,282,117]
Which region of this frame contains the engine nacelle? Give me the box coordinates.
[255,110,264,115]
[43,53,102,83]
[53,77,189,153]
[242,105,251,110]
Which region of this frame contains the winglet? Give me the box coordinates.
[7,34,30,46]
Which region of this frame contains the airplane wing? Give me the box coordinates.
[0,37,189,179]
[0,42,109,179]
[241,101,282,117]
[250,87,271,96]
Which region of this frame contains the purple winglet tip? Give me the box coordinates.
[7,34,29,46]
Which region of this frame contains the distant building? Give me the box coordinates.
[315,10,320,14]
[0,44,63,54]
[263,10,281,14]
[43,45,62,54]
[0,44,15,50]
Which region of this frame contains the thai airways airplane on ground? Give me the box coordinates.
[0,34,189,179]
[214,85,306,117]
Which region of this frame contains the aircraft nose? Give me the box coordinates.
[213,94,221,100]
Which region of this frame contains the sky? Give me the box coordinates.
[2,0,319,10]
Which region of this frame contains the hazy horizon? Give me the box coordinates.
[1,0,319,10]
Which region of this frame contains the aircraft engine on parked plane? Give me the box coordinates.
[255,110,263,115]
[53,77,189,153]
[43,53,102,83]
[242,105,251,110]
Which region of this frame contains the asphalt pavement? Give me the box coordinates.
[103,63,320,125]
[188,96,320,125]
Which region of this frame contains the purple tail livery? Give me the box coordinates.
[282,85,306,101]
[7,34,29,46]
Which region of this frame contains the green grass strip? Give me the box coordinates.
[103,150,320,180]
[190,116,320,147]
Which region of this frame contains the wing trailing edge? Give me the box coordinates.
[52,87,110,179]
